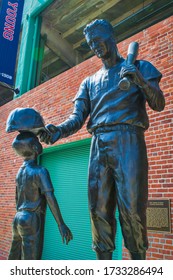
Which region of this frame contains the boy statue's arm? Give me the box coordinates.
[45,191,73,244]
[39,168,73,245]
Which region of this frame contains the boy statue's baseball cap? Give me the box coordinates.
[6,107,46,134]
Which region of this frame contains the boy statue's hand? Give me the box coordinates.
[59,224,73,245]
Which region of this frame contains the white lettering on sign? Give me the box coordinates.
[3,2,18,41]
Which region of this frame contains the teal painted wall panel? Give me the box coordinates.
[40,140,122,260]
[15,0,54,96]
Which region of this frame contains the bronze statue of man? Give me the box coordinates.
[40,19,165,260]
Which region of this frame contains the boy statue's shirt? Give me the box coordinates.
[16,159,54,212]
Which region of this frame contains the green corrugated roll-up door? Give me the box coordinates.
[40,139,122,260]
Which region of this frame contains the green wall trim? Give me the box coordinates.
[14,0,54,98]
[30,0,54,17]
[14,16,36,97]
[35,36,45,86]
[27,16,42,91]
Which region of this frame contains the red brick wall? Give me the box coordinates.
[0,16,173,260]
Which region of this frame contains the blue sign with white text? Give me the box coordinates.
[0,0,24,85]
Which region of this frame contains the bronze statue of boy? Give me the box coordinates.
[8,132,72,260]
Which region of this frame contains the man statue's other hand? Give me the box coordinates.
[120,64,145,87]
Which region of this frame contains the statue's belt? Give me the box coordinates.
[92,124,144,135]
